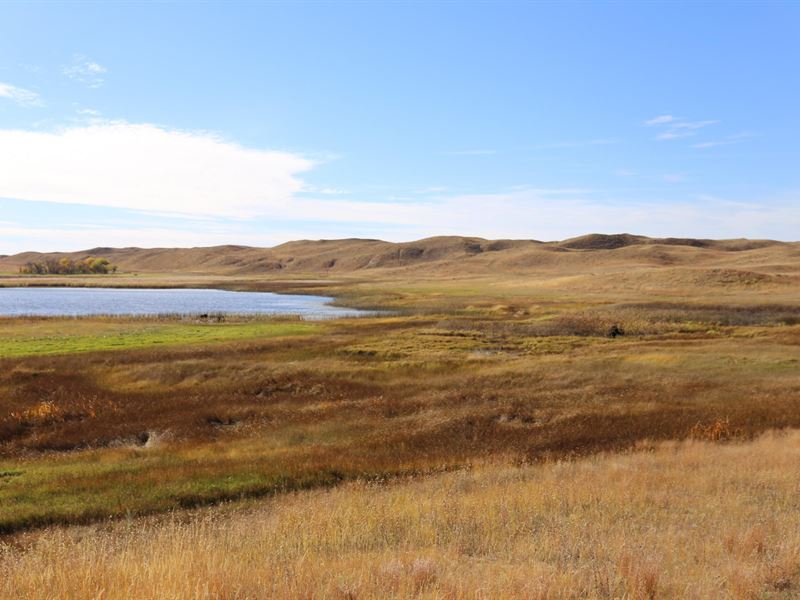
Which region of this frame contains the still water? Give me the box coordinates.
[0,287,368,319]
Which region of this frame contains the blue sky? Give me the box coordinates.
[0,1,798,253]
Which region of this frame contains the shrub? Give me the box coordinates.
[19,256,117,275]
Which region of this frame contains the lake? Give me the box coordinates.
[0,287,368,319]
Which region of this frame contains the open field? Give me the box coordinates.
[1,235,800,596]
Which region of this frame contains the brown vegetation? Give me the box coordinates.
[3,310,799,461]
[2,304,800,532]
[1,235,800,595]
[4,431,800,598]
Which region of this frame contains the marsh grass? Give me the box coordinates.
[1,281,800,532]
[1,309,800,532]
[0,317,319,357]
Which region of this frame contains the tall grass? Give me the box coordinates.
[3,431,800,598]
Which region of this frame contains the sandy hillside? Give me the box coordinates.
[1,234,798,280]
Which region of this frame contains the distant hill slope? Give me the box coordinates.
[1,234,796,277]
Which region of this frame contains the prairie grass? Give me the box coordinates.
[2,268,800,596]
[2,308,800,531]
[3,431,800,598]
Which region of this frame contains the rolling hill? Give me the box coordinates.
[1,234,798,282]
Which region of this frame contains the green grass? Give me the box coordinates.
[0,421,412,534]
[0,319,319,358]
[0,443,327,532]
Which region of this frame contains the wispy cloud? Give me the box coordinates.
[390,189,800,241]
[644,115,676,126]
[63,55,108,88]
[3,185,799,252]
[656,130,695,140]
[669,120,719,130]
[692,140,732,149]
[0,83,43,107]
[692,131,756,149]
[645,114,719,141]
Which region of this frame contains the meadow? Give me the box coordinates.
[4,431,800,598]
[1,238,800,597]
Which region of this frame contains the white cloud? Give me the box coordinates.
[0,83,43,107]
[669,120,718,130]
[0,122,315,218]
[63,56,108,88]
[3,187,799,253]
[304,186,348,195]
[692,131,756,149]
[0,120,792,251]
[0,224,307,254]
[692,140,731,149]
[644,115,675,126]
[387,190,799,241]
[646,114,719,141]
[656,130,695,140]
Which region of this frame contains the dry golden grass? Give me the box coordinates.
[3,431,800,599]
[2,238,800,597]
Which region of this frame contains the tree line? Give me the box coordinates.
[19,257,118,275]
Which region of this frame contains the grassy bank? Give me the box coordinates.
[0,317,318,357]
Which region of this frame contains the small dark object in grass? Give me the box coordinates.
[207,416,237,427]
[608,325,625,338]
[137,431,150,446]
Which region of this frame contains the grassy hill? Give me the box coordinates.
[1,234,796,278]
